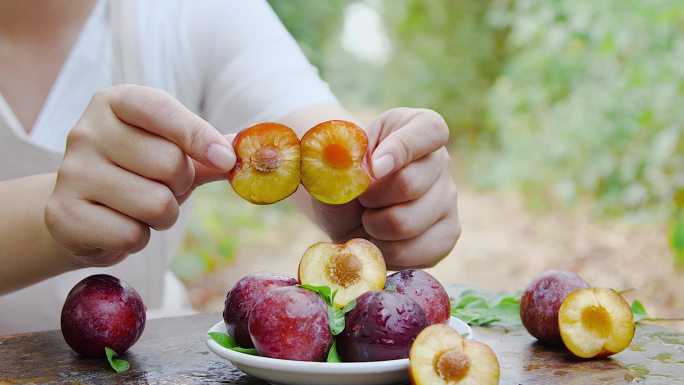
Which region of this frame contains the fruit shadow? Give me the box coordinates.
[521,341,625,380]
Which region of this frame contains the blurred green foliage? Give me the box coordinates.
[481,0,684,269]
[270,0,507,144]
[267,1,350,74]
[173,1,684,276]
[379,0,508,144]
[482,0,684,220]
[172,184,237,280]
[265,0,684,267]
[171,183,296,280]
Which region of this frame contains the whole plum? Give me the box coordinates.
[60,274,146,357]
[385,269,450,325]
[337,290,428,362]
[223,272,297,348]
[520,270,589,345]
[248,286,333,361]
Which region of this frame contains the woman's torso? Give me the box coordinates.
[0,0,337,334]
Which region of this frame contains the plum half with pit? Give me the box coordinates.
[223,272,297,348]
[60,274,146,357]
[337,290,429,362]
[385,269,451,325]
[228,122,301,204]
[248,286,333,361]
[298,238,386,309]
[410,324,500,385]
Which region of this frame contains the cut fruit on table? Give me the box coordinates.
[409,324,499,385]
[559,287,635,358]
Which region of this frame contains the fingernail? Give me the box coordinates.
[207,143,236,171]
[372,154,395,179]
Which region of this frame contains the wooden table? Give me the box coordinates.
[1,310,683,384]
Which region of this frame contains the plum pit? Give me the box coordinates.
[434,348,471,382]
[326,252,362,288]
[252,145,282,173]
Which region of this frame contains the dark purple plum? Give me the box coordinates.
[520,270,590,345]
[60,274,146,357]
[385,269,450,325]
[248,286,333,361]
[223,272,297,348]
[337,290,428,362]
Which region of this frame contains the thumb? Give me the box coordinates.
[175,134,236,205]
[192,133,238,186]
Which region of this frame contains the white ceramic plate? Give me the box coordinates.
[206,317,473,385]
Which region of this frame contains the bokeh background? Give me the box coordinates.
[172,0,684,329]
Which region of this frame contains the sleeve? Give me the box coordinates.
[180,0,338,134]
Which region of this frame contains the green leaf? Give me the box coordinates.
[299,284,334,307]
[385,285,398,293]
[450,290,521,326]
[208,331,236,347]
[452,290,488,308]
[105,347,130,373]
[207,332,259,355]
[328,306,346,335]
[628,299,684,323]
[342,298,357,314]
[299,284,350,336]
[631,300,654,323]
[489,300,523,325]
[327,341,342,362]
[451,309,493,325]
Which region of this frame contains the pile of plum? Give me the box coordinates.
[220,238,501,385]
[222,271,450,362]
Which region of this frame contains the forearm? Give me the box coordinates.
[0,173,78,295]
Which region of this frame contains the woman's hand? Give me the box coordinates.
[311,108,461,269]
[45,85,236,267]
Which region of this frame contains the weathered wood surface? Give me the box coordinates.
[476,324,684,384]
[1,310,683,384]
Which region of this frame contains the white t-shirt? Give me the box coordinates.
[0,0,336,334]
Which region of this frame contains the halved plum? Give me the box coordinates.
[228,122,301,204]
[410,324,499,385]
[298,238,386,309]
[300,120,371,204]
[558,287,635,358]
